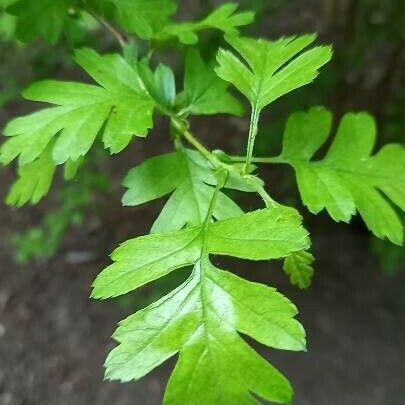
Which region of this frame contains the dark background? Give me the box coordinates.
[1,1,405,404]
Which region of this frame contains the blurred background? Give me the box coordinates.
[0,1,404,404]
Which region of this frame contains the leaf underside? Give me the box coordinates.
[122,148,253,233]
[177,48,244,116]
[93,205,310,404]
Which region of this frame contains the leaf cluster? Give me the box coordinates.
[1,1,404,404]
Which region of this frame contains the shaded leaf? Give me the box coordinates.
[122,148,245,232]
[6,0,71,44]
[138,61,176,109]
[111,0,176,39]
[6,144,55,207]
[283,251,315,289]
[177,49,243,116]
[156,3,254,44]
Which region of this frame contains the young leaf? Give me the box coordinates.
[92,205,309,404]
[280,107,405,245]
[176,49,243,116]
[155,3,254,45]
[5,0,72,44]
[122,148,245,233]
[111,0,176,39]
[137,61,176,109]
[215,34,332,111]
[283,251,315,289]
[6,145,55,207]
[0,48,155,167]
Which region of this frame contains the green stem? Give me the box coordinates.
[244,107,260,174]
[203,173,224,226]
[82,0,126,48]
[231,156,287,164]
[256,186,277,208]
[171,118,218,167]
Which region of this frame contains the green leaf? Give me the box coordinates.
[6,0,71,44]
[111,0,176,39]
[92,204,309,404]
[156,3,254,45]
[177,49,243,116]
[280,107,405,245]
[1,48,155,167]
[215,34,332,112]
[122,148,245,232]
[154,64,176,108]
[283,251,315,289]
[64,156,84,180]
[6,145,55,207]
[138,61,176,109]
[93,205,309,297]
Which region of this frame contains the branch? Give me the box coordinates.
[81,0,126,48]
[170,117,218,167]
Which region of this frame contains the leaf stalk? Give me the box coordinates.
[244,107,261,174]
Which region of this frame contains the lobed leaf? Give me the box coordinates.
[1,48,154,164]
[93,204,309,403]
[155,2,254,45]
[176,49,243,116]
[215,34,332,112]
[111,0,176,39]
[1,48,155,206]
[122,148,246,233]
[283,251,315,289]
[6,144,55,207]
[280,107,405,245]
[137,61,177,109]
[5,0,70,44]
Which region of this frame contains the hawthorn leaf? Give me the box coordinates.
[283,251,315,289]
[64,156,84,180]
[91,226,201,299]
[111,0,176,39]
[154,64,176,108]
[207,206,310,259]
[93,205,309,298]
[6,0,71,44]
[156,2,254,45]
[280,107,405,245]
[176,49,243,116]
[92,205,309,403]
[122,148,246,232]
[0,48,155,167]
[138,61,176,109]
[215,34,332,112]
[6,145,55,207]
